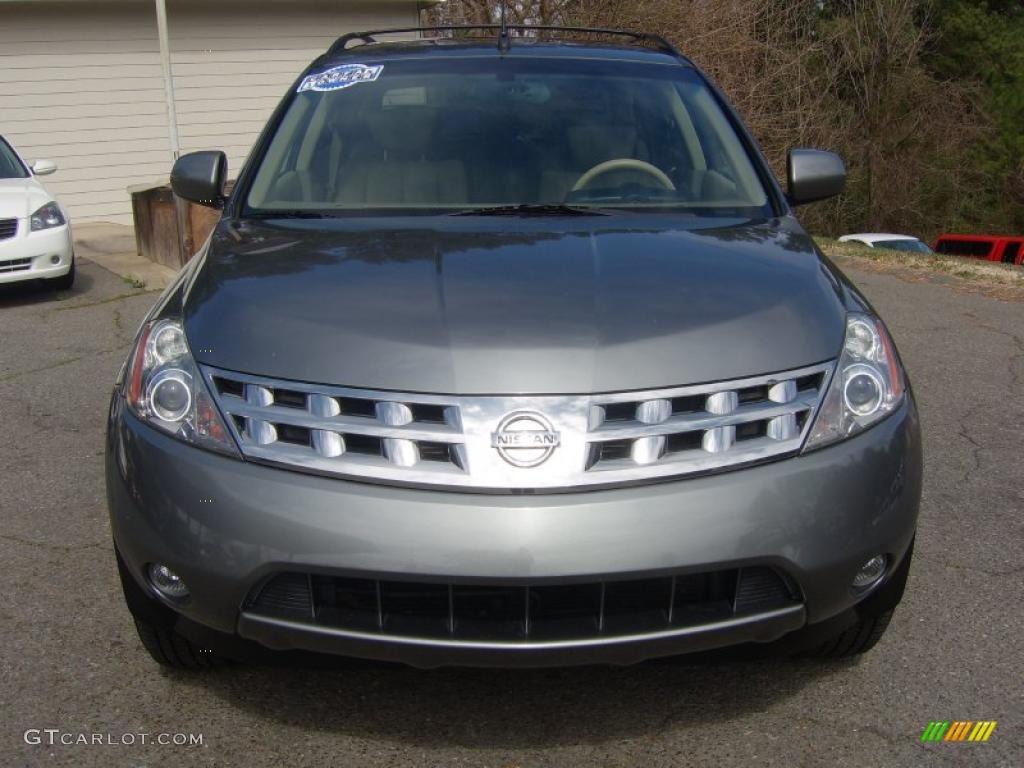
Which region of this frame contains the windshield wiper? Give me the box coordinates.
[449,203,609,217]
[246,210,327,219]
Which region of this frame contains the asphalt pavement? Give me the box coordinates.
[1,249,1021,767]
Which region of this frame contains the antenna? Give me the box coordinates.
[498,1,511,52]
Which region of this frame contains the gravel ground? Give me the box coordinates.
[1,252,1021,767]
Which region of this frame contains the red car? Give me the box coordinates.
[933,234,1024,265]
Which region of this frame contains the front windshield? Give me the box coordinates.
[0,137,29,180]
[246,57,772,216]
[875,239,933,254]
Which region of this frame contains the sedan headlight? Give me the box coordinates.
[125,318,239,456]
[805,313,906,450]
[30,201,65,231]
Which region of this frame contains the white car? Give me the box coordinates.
[0,134,74,289]
[838,233,933,254]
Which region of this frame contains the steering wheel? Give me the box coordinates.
[571,159,676,193]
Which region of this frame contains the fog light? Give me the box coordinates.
[148,563,189,599]
[852,555,887,589]
[50,255,61,265]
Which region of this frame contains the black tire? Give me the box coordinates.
[132,617,223,671]
[116,551,223,670]
[809,607,894,659]
[803,538,914,659]
[49,257,75,291]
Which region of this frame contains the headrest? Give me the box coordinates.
[362,107,436,157]
[567,124,639,169]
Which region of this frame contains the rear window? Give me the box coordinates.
[873,239,932,254]
[935,239,993,257]
[245,57,772,217]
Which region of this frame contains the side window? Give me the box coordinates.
[1002,241,1021,264]
[937,239,993,258]
[674,82,764,204]
[0,139,28,179]
[689,112,730,176]
[634,88,695,181]
[248,96,319,205]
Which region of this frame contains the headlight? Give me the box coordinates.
[804,313,906,450]
[125,318,238,456]
[30,201,65,231]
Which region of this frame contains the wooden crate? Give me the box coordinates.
[129,181,230,268]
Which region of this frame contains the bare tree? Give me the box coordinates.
[427,0,581,25]
[814,0,989,236]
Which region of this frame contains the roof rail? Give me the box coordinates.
[326,25,681,58]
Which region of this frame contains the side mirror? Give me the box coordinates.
[170,151,227,208]
[31,159,57,176]
[787,149,846,205]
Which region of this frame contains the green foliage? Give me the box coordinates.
[927,0,1024,232]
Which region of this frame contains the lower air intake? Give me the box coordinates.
[246,566,800,643]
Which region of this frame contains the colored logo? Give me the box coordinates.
[297,64,383,93]
[920,721,997,742]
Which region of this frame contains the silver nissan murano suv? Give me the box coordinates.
[106,25,921,670]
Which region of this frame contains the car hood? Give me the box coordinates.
[184,216,847,395]
[0,176,51,220]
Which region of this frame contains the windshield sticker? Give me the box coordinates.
[297,64,383,93]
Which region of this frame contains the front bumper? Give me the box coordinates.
[107,394,922,667]
[0,221,73,284]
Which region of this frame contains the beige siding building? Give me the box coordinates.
[0,0,424,223]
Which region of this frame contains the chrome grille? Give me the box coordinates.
[0,257,31,274]
[205,368,468,483]
[585,368,826,476]
[203,361,832,491]
[0,218,16,241]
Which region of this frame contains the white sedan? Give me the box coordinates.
[838,232,933,254]
[0,134,74,289]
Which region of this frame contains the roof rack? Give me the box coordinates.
[326,25,681,58]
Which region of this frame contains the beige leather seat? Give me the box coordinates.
[539,112,739,204]
[681,168,739,200]
[335,107,467,205]
[267,168,322,203]
[264,118,347,204]
[337,160,467,205]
